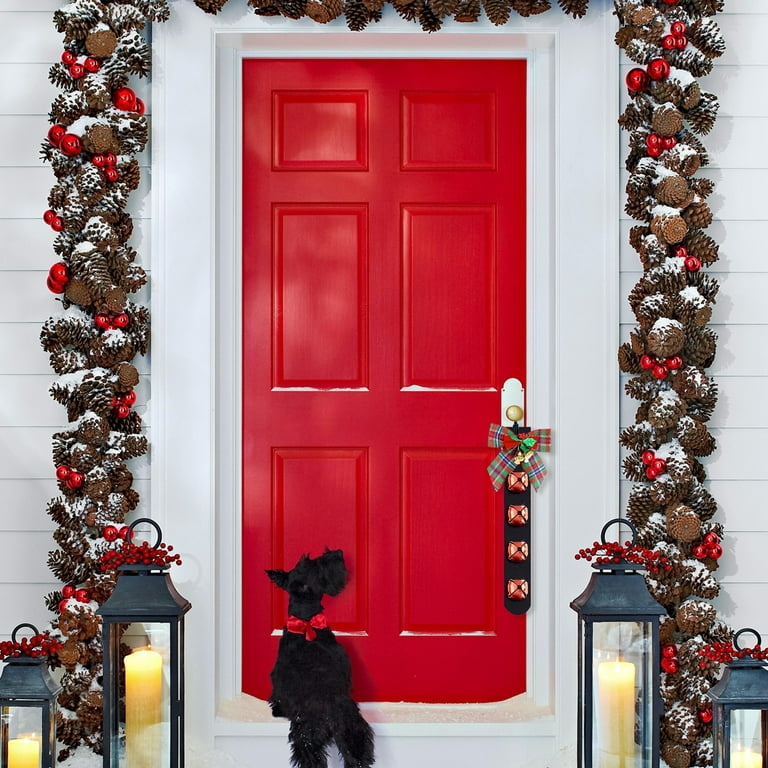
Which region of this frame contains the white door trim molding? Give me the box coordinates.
[152,3,618,763]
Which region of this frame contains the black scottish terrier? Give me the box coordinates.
[266,548,375,768]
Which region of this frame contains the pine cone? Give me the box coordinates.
[666,503,701,542]
[660,616,678,646]
[650,79,684,107]
[681,81,702,110]
[682,199,713,229]
[557,0,587,17]
[86,28,118,57]
[682,328,717,369]
[648,391,687,432]
[656,175,693,208]
[114,361,140,389]
[650,211,688,244]
[71,444,100,473]
[98,287,128,315]
[65,279,94,307]
[194,0,230,11]
[77,414,110,446]
[453,0,481,21]
[686,480,718,521]
[618,343,640,374]
[482,0,512,24]
[627,483,662,526]
[58,639,88,670]
[662,145,701,177]
[676,599,716,635]
[82,124,120,155]
[647,318,685,358]
[344,0,372,28]
[90,336,136,367]
[676,416,716,456]
[652,104,684,137]
[661,742,691,768]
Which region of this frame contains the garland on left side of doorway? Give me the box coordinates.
[35,0,727,761]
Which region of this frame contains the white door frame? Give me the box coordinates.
[152,2,619,764]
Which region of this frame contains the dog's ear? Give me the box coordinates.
[317,548,348,596]
[266,568,289,590]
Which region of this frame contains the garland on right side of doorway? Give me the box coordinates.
[615,2,728,766]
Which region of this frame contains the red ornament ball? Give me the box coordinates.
[46,276,65,293]
[640,354,655,370]
[652,364,669,380]
[94,313,112,330]
[703,531,720,546]
[112,312,130,328]
[118,525,131,540]
[115,404,131,419]
[112,87,137,112]
[55,464,70,481]
[103,525,119,542]
[626,68,649,93]
[43,209,56,225]
[662,136,677,150]
[47,124,66,147]
[104,167,120,183]
[708,543,724,560]
[83,57,100,73]
[645,466,659,480]
[675,36,688,49]
[685,255,702,272]
[68,62,85,80]
[65,471,84,489]
[123,389,137,406]
[104,152,117,166]
[671,21,687,36]
[75,589,90,603]
[61,50,76,66]
[651,458,667,474]
[62,584,76,598]
[660,657,679,674]
[49,262,69,284]
[674,245,688,259]
[662,644,678,658]
[647,58,671,82]
[642,450,656,466]
[59,133,82,157]
[647,144,663,158]
[662,35,677,51]
[58,599,70,613]
[693,544,707,559]
[666,355,683,371]
[135,97,146,116]
[51,215,65,232]
[92,154,107,168]
[698,707,714,724]
[646,133,661,149]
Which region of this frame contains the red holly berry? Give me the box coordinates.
[94,313,112,330]
[55,464,70,481]
[684,255,702,272]
[674,245,688,259]
[642,450,656,466]
[59,133,82,157]
[83,57,100,73]
[652,364,669,380]
[640,354,655,370]
[647,144,663,158]
[708,543,723,560]
[115,404,131,419]
[123,390,137,406]
[61,50,76,66]
[662,35,677,50]
[47,124,66,147]
[662,658,679,674]
[61,584,76,598]
[69,62,85,80]
[646,133,661,149]
[647,58,671,82]
[626,68,649,93]
[670,21,687,36]
[651,458,667,474]
[112,312,130,328]
[104,167,120,183]
[49,262,69,284]
[65,471,84,489]
[118,525,131,540]
[661,0,679,5]
[103,525,119,542]
[112,87,137,112]
[75,589,90,603]
[666,356,683,370]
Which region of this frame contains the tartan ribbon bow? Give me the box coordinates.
[286,613,328,641]
[487,424,552,492]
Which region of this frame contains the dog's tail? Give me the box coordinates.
[333,699,375,768]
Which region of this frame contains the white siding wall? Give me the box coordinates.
[0,0,150,638]
[0,0,765,680]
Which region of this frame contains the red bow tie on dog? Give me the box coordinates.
[286,614,327,641]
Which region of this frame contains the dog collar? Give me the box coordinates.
[286,614,328,641]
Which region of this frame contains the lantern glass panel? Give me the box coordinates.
[729,709,767,768]
[109,621,173,768]
[591,620,653,768]
[1,707,43,768]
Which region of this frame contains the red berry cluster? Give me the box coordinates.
[61,49,100,80]
[692,531,723,561]
[626,58,671,93]
[112,86,146,116]
[575,540,671,573]
[673,245,702,273]
[47,123,82,158]
[662,21,688,51]
[92,152,120,183]
[94,311,130,331]
[641,450,667,479]
[699,641,768,666]
[56,464,84,490]
[46,261,70,293]
[57,584,91,613]
[646,132,677,158]
[100,540,182,571]
[0,633,62,661]
[661,643,679,674]
[110,389,137,419]
[639,353,683,379]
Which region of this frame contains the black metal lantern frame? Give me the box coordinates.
[0,623,62,768]
[96,518,191,768]
[570,518,666,768]
[707,628,768,768]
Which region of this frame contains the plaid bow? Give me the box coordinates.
[487,424,552,492]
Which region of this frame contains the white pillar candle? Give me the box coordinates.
[125,648,163,768]
[8,738,39,768]
[597,659,636,768]
[731,751,763,768]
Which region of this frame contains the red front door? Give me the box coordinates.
[242,58,526,703]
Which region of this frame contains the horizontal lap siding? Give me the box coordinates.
[620,3,768,638]
[0,4,151,639]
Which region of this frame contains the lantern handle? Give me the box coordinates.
[600,517,638,546]
[11,623,40,643]
[127,517,162,549]
[733,627,762,651]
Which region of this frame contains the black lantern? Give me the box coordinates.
[570,518,666,768]
[0,623,62,768]
[707,628,768,768]
[96,518,191,768]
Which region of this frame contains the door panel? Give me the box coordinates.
[242,58,527,703]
